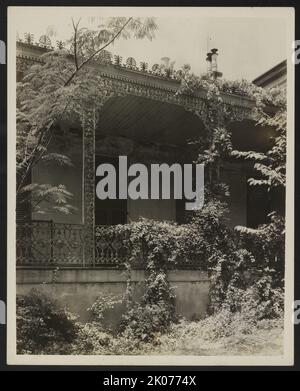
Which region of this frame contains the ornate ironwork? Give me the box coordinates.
[113,55,123,66]
[152,63,160,73]
[39,35,52,49]
[24,33,34,45]
[126,57,137,69]
[16,41,255,121]
[98,50,112,65]
[16,221,206,269]
[82,109,96,265]
[140,61,148,72]
[52,223,84,264]
[81,99,116,265]
[95,226,130,266]
[94,225,206,269]
[56,40,65,50]
[16,221,84,266]
[16,222,130,267]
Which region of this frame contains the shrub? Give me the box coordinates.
[120,302,174,342]
[17,289,78,354]
[88,293,124,332]
[111,220,180,341]
[69,322,112,355]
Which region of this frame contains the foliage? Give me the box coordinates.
[68,322,113,355]
[235,212,285,273]
[232,87,286,189]
[150,314,284,356]
[19,183,76,215]
[88,293,124,325]
[95,217,236,340]
[16,17,157,217]
[120,303,175,342]
[87,293,125,335]
[17,289,78,354]
[113,218,207,269]
[176,66,286,316]
[91,214,215,342]
[112,220,183,341]
[16,289,283,355]
[68,17,157,67]
[99,217,231,341]
[104,212,257,338]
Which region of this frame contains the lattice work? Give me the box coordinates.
[16,221,51,265]
[52,223,84,265]
[16,221,84,266]
[95,226,130,266]
[17,221,206,269]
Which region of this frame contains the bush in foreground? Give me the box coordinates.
[16,288,284,356]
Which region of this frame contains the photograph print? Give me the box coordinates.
[7,6,295,366]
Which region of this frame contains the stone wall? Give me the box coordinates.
[17,268,210,326]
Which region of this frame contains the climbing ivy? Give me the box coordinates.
[105,70,287,331]
[176,68,287,315]
[112,219,207,340]
[107,70,286,334]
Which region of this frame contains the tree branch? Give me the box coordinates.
[72,18,81,71]
[17,17,134,194]
[64,17,133,87]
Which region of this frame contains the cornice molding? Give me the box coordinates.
[16,41,255,121]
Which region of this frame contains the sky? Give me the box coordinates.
[10,7,291,81]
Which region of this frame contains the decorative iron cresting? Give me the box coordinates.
[16,42,255,123]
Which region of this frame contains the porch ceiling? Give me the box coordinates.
[96,95,207,146]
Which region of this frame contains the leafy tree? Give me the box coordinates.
[232,87,286,189]
[176,66,286,314]
[17,17,157,218]
[233,87,286,281]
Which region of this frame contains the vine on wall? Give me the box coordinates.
[176,68,286,316]
[97,69,287,337]
[91,67,287,336]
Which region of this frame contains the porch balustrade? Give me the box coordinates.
[16,220,132,267]
[16,220,204,269]
[16,220,85,266]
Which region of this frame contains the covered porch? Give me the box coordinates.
[16,73,270,268]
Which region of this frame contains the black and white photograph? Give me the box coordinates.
[6,6,295,366]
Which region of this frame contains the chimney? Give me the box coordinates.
[211,48,218,73]
[206,48,223,80]
[206,52,212,74]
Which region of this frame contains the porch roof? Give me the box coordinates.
[16,40,255,117]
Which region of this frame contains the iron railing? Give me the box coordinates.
[16,220,130,267]
[16,220,206,269]
[95,226,130,267]
[16,220,85,266]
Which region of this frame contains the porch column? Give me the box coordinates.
[82,108,96,266]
